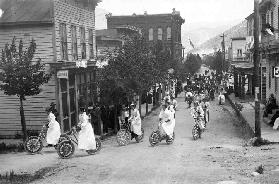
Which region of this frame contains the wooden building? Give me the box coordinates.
[0,0,101,138]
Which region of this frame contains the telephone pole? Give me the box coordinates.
[254,0,261,138]
[220,33,226,73]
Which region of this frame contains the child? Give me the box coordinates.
[78,108,96,151]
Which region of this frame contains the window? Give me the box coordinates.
[158,28,163,40]
[271,11,274,27]
[267,12,270,25]
[237,49,242,57]
[71,25,78,60]
[148,28,153,41]
[88,29,94,59]
[59,23,68,60]
[167,27,171,40]
[261,14,266,31]
[80,27,86,59]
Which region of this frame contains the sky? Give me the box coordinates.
[98,0,254,28]
[98,0,254,50]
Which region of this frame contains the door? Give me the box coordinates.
[60,78,70,132]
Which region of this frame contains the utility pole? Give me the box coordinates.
[220,33,226,73]
[254,0,261,138]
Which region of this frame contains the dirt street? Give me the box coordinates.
[1,95,279,184]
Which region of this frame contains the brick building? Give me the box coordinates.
[105,9,185,61]
[0,0,101,138]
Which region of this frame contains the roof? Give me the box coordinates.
[232,62,254,69]
[231,37,246,41]
[96,29,119,38]
[0,0,53,25]
[106,10,185,24]
[245,13,254,21]
[96,27,140,41]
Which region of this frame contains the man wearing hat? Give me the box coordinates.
[128,103,142,140]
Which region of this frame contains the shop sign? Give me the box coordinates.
[57,70,68,79]
[76,60,88,68]
[274,67,279,77]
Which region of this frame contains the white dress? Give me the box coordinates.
[129,109,142,136]
[218,94,225,105]
[273,117,279,130]
[159,108,174,136]
[78,112,96,150]
[46,112,61,145]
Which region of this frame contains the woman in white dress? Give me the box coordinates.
[46,110,61,146]
[129,104,142,139]
[78,108,96,150]
[159,104,174,139]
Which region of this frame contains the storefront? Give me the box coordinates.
[51,61,98,132]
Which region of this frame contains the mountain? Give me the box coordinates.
[188,20,247,54]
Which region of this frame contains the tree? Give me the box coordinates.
[100,35,160,115]
[183,53,202,75]
[0,38,52,140]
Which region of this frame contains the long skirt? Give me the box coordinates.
[131,119,142,136]
[161,120,175,136]
[46,122,61,145]
[78,123,96,150]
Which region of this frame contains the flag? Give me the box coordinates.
[189,39,195,49]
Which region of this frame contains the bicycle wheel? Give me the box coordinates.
[55,134,70,149]
[116,130,131,146]
[86,138,102,155]
[149,131,160,146]
[192,125,200,140]
[24,136,43,154]
[57,140,75,159]
[166,132,175,145]
[135,128,144,143]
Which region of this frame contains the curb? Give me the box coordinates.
[225,94,255,138]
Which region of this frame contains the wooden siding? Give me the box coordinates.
[0,25,56,138]
[53,0,97,62]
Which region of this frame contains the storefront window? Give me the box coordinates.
[69,74,75,87]
[61,79,67,92]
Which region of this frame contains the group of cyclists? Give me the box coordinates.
[40,70,230,155]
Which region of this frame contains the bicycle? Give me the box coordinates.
[24,123,69,154]
[56,126,101,159]
[149,121,175,146]
[116,119,144,146]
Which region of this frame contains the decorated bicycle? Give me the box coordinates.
[56,108,101,159]
[116,104,144,146]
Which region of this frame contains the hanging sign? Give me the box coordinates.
[274,67,279,77]
[57,70,68,79]
[76,59,88,68]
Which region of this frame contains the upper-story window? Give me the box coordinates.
[237,49,242,57]
[148,28,153,41]
[80,27,86,59]
[261,14,266,31]
[158,28,163,40]
[59,23,68,61]
[167,27,171,40]
[71,25,78,60]
[88,29,94,59]
[271,11,274,27]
